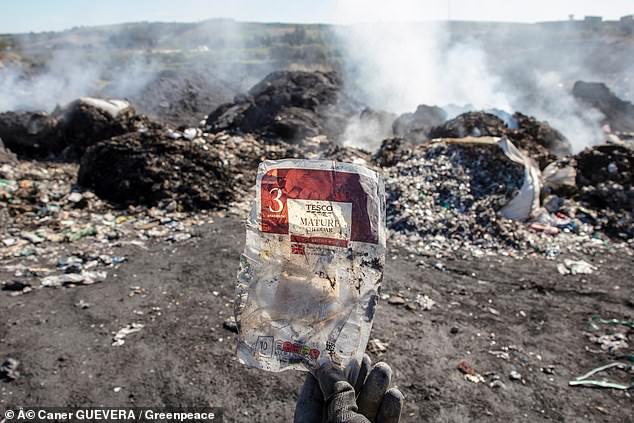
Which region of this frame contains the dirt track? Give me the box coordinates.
[1,214,633,422]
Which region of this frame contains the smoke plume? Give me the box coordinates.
[333,0,628,152]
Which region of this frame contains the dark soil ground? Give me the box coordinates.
[1,215,633,422]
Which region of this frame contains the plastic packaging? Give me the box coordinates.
[235,159,386,374]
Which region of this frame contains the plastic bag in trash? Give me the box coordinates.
[235,159,386,374]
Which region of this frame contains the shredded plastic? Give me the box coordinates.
[569,362,634,390]
[235,159,386,374]
[589,315,634,330]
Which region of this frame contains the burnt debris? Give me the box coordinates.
[573,81,634,133]
[0,98,156,160]
[392,105,447,143]
[204,70,356,143]
[78,130,299,209]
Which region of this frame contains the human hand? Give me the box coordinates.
[294,354,404,423]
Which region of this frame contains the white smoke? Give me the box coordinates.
[0,19,258,115]
[337,21,446,113]
[333,0,612,152]
[0,45,160,112]
[0,49,101,111]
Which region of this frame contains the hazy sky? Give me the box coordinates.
[1,0,633,33]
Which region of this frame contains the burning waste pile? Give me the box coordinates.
[0,98,157,160]
[379,134,633,257]
[1,69,634,293]
[377,112,633,256]
[203,70,358,144]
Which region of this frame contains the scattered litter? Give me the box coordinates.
[490,379,506,389]
[457,360,485,383]
[415,294,435,310]
[222,316,238,334]
[0,357,20,381]
[1,158,210,282]
[569,362,634,390]
[509,370,522,381]
[589,316,634,331]
[2,280,31,291]
[41,271,107,287]
[587,333,629,353]
[21,231,44,244]
[66,227,97,242]
[183,128,199,140]
[488,350,510,361]
[112,323,145,346]
[2,238,16,247]
[557,259,597,275]
[607,163,618,174]
[75,299,92,309]
[367,338,389,354]
[434,262,446,271]
[387,296,406,305]
[67,192,84,203]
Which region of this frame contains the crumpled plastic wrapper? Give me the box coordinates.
[235,159,386,374]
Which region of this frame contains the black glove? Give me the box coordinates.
[294,354,404,423]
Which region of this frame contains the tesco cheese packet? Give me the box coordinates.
[235,159,386,374]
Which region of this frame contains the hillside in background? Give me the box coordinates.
[1,18,633,128]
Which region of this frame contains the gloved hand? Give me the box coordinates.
[294,354,404,423]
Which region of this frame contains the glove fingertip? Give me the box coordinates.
[376,388,404,423]
[373,361,393,377]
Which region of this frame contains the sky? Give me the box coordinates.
[1,0,633,33]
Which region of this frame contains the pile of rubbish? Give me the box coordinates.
[428,111,507,139]
[380,138,532,252]
[0,98,155,159]
[568,143,632,239]
[508,113,572,163]
[429,111,571,168]
[376,134,634,256]
[78,130,299,209]
[0,137,16,164]
[392,105,447,143]
[122,68,237,127]
[204,70,355,143]
[535,143,634,241]
[56,98,155,158]
[0,111,61,158]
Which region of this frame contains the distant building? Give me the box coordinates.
[584,16,603,23]
[584,15,603,31]
[620,15,633,34]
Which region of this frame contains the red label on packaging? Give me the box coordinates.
[261,168,378,244]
